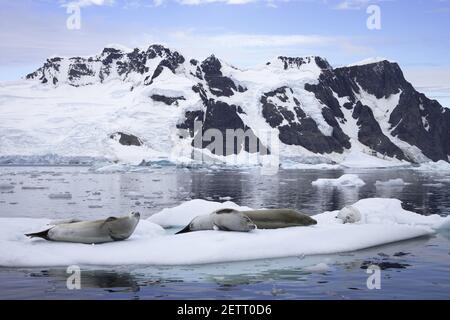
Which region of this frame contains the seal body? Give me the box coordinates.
[336,206,362,224]
[175,209,256,234]
[242,209,317,229]
[212,209,256,232]
[25,212,140,244]
[175,208,315,234]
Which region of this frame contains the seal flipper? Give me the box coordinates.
[175,224,191,234]
[25,228,52,240]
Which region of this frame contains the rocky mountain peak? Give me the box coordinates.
[336,60,409,99]
[200,55,223,76]
[277,56,331,71]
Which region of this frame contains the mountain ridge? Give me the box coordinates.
[4,44,449,166]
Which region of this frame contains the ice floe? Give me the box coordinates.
[0,198,448,267]
[312,174,366,187]
[375,178,409,187]
[414,160,450,172]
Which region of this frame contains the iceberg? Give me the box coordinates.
[0,198,448,267]
[312,174,366,187]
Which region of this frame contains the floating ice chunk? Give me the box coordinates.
[312,174,366,187]
[48,192,72,199]
[375,179,409,187]
[415,160,450,172]
[423,183,444,187]
[219,196,233,201]
[303,262,330,273]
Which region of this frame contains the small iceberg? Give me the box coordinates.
[415,160,450,172]
[375,178,409,187]
[0,198,448,267]
[312,174,366,187]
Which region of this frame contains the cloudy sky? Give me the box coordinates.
[1,0,450,104]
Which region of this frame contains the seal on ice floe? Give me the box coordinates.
[241,209,317,229]
[336,206,362,224]
[25,212,140,244]
[176,209,257,234]
[176,208,317,234]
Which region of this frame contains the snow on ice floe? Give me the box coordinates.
[0,198,449,267]
[148,199,253,227]
[312,174,366,187]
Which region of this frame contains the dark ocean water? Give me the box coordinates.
[0,166,449,299]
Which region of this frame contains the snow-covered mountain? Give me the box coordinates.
[1,44,449,167]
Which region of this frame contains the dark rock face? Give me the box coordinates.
[26,44,185,86]
[352,102,406,160]
[278,56,331,71]
[110,132,143,146]
[26,57,62,83]
[145,46,186,85]
[117,48,148,76]
[337,61,450,162]
[199,55,242,97]
[68,58,95,83]
[304,60,450,161]
[261,87,350,154]
[335,61,405,99]
[178,100,269,156]
[150,94,185,106]
[390,90,450,161]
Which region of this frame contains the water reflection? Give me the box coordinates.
[1,166,450,299]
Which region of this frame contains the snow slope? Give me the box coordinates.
[1,44,449,168]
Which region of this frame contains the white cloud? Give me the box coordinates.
[335,0,371,10]
[129,29,376,68]
[153,0,284,6]
[180,0,257,4]
[334,0,393,10]
[61,0,115,8]
[189,33,333,47]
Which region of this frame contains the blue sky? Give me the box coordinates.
[1,0,450,98]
